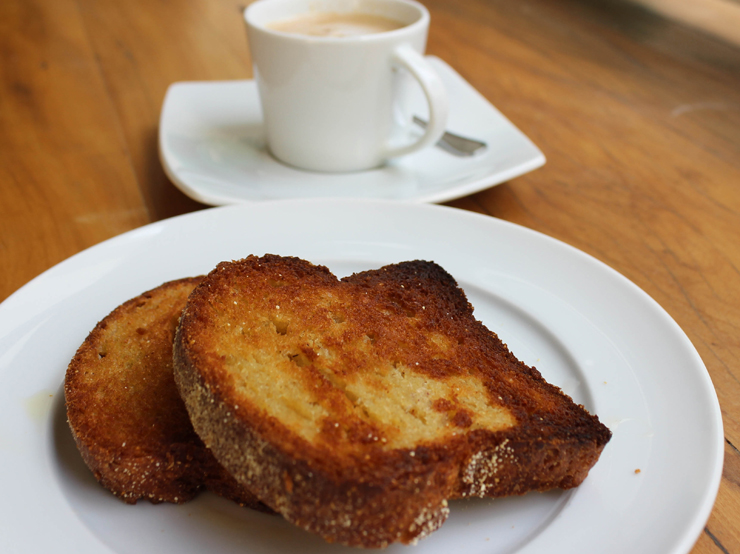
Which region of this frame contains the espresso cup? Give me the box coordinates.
[244,0,448,172]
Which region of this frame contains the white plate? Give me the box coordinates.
[158,57,545,205]
[0,200,722,554]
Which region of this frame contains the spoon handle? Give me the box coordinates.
[413,116,487,157]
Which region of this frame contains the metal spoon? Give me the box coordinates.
[413,116,487,157]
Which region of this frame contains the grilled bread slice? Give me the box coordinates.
[65,277,270,510]
[174,255,611,547]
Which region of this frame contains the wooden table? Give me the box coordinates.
[1,0,738,551]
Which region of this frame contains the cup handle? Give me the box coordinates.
[385,44,449,159]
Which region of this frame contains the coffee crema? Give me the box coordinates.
[266,12,406,37]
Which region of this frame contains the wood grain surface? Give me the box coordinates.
[1,0,739,551]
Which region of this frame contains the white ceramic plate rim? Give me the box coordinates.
[0,199,722,554]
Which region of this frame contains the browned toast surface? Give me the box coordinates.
[174,255,611,546]
[65,277,270,510]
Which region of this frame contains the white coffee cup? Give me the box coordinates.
[244,0,448,172]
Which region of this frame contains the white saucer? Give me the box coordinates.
[158,57,545,205]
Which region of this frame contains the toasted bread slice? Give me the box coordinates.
[174,255,611,547]
[65,277,270,511]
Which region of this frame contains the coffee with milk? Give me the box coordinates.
[267,11,406,37]
[245,0,448,172]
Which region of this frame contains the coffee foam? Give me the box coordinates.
[267,12,405,37]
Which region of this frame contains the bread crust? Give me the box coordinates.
[174,256,611,546]
[65,277,270,511]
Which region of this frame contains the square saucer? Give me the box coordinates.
[158,57,545,205]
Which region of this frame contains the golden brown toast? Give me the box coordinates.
[65,277,270,511]
[174,255,611,547]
